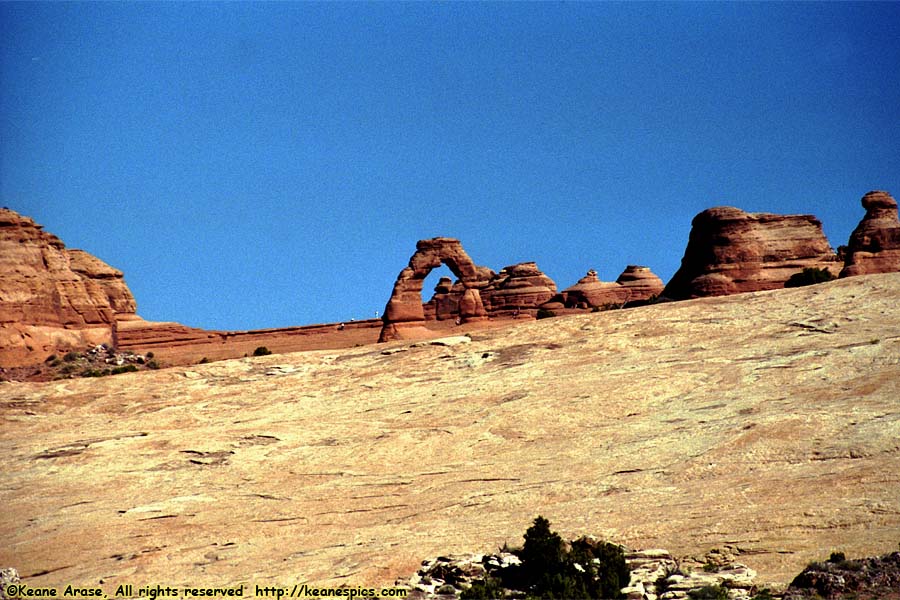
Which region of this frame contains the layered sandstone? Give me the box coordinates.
[560,266,664,308]
[840,190,900,277]
[481,262,557,315]
[0,208,137,365]
[663,207,839,299]
[379,238,495,342]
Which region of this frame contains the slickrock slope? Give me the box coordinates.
[560,266,664,308]
[0,209,137,366]
[2,273,899,592]
[664,207,839,299]
[841,190,900,277]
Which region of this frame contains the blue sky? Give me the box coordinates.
[2,2,899,330]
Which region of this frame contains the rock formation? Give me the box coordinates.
[379,238,495,342]
[560,266,664,308]
[481,262,558,315]
[663,206,839,300]
[840,190,900,277]
[0,208,138,366]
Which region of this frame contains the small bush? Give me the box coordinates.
[45,354,58,363]
[536,308,556,320]
[198,357,210,364]
[785,267,836,288]
[828,551,846,563]
[63,351,80,362]
[80,368,109,378]
[145,351,154,359]
[253,346,272,356]
[146,359,160,370]
[460,576,504,600]
[111,364,139,375]
[435,583,457,595]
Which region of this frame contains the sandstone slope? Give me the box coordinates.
[2,273,899,592]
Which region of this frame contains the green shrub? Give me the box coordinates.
[146,359,160,370]
[63,351,80,362]
[785,267,836,288]
[536,308,556,320]
[45,354,58,363]
[198,357,210,364]
[469,516,626,599]
[253,346,272,356]
[828,551,846,563]
[145,351,154,359]
[460,576,504,600]
[111,364,139,375]
[435,583,457,595]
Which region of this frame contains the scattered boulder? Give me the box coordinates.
[0,568,20,600]
[663,206,839,299]
[840,190,900,277]
[785,551,900,600]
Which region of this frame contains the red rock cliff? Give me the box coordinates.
[0,208,137,365]
[840,191,900,277]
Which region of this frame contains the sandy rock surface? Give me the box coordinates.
[2,273,899,591]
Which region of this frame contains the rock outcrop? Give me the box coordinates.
[560,266,664,308]
[0,208,138,366]
[481,262,558,315]
[840,190,900,277]
[379,238,495,342]
[663,207,839,299]
[381,239,563,341]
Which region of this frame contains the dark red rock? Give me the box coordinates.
[840,191,900,277]
[663,206,839,300]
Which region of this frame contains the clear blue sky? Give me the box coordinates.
[2,2,899,330]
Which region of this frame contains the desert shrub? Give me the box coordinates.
[460,576,504,600]
[435,583,457,595]
[145,351,154,359]
[253,346,272,356]
[688,585,729,600]
[63,351,80,362]
[536,308,556,320]
[80,368,110,378]
[785,267,836,288]
[59,363,78,375]
[750,589,776,600]
[45,354,58,363]
[470,516,626,599]
[198,357,210,364]
[111,364,139,375]
[828,551,846,563]
[146,359,160,370]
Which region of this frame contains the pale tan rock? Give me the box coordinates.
[1,273,898,592]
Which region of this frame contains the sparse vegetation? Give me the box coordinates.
[198,357,210,364]
[111,364,139,375]
[145,351,154,359]
[785,267,836,288]
[63,351,80,362]
[146,359,160,370]
[45,354,58,363]
[253,346,272,356]
[536,308,556,320]
[463,516,627,599]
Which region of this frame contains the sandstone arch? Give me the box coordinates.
[378,238,495,342]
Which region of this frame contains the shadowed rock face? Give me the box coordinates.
[0,208,137,365]
[663,207,838,300]
[561,266,664,308]
[840,190,900,277]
